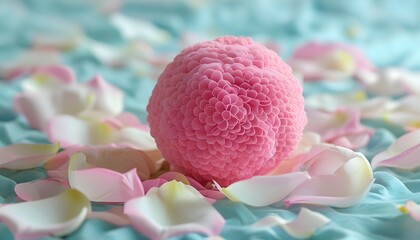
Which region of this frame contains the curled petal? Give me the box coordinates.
[305,108,373,149]
[284,144,374,208]
[0,189,91,240]
[15,179,68,201]
[124,180,225,240]
[252,208,330,239]
[371,130,420,169]
[15,85,94,130]
[21,65,75,92]
[68,152,144,203]
[0,143,59,170]
[399,201,420,221]
[215,172,311,207]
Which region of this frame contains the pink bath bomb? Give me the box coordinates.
[147,36,306,186]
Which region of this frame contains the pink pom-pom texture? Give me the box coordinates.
[147,36,306,186]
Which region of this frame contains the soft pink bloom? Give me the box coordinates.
[147,36,306,186]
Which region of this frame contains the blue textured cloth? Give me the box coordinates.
[1,0,420,239]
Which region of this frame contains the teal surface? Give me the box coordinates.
[1,0,420,239]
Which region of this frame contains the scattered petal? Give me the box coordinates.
[305,108,373,149]
[371,130,420,169]
[252,208,330,239]
[399,201,420,221]
[15,179,68,201]
[215,172,311,207]
[0,143,60,170]
[86,75,124,116]
[284,144,374,208]
[21,65,76,92]
[68,152,144,203]
[124,180,225,240]
[0,189,91,239]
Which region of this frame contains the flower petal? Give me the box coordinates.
[14,179,68,201]
[114,127,158,151]
[371,130,420,169]
[399,201,420,221]
[0,189,90,239]
[0,143,59,170]
[215,172,311,207]
[21,65,75,92]
[284,145,374,208]
[86,75,124,116]
[15,85,94,130]
[124,180,225,240]
[68,152,144,202]
[305,108,373,149]
[252,208,330,239]
[45,145,164,182]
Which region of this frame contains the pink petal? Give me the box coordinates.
[124,180,225,240]
[371,130,420,169]
[215,172,311,207]
[86,75,124,116]
[33,65,75,84]
[0,143,59,170]
[68,152,144,203]
[14,179,69,201]
[0,189,90,239]
[305,108,373,149]
[284,144,374,208]
[400,201,420,221]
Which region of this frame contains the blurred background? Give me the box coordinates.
[0,0,420,122]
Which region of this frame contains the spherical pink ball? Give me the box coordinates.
[147,36,307,186]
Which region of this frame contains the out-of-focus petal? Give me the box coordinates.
[252,208,330,239]
[371,130,420,169]
[0,143,59,170]
[114,127,158,151]
[86,75,124,116]
[15,85,94,130]
[305,108,374,149]
[289,42,374,81]
[124,180,225,240]
[14,179,68,201]
[215,172,311,207]
[399,201,420,221]
[21,65,75,92]
[68,152,144,203]
[284,144,374,208]
[0,189,90,240]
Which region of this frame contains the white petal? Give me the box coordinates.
[0,189,90,239]
[215,172,311,207]
[284,145,374,208]
[86,75,124,116]
[114,127,158,151]
[68,152,144,202]
[252,208,330,238]
[124,180,225,240]
[0,143,59,170]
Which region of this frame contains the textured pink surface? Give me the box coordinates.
[147,36,307,186]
